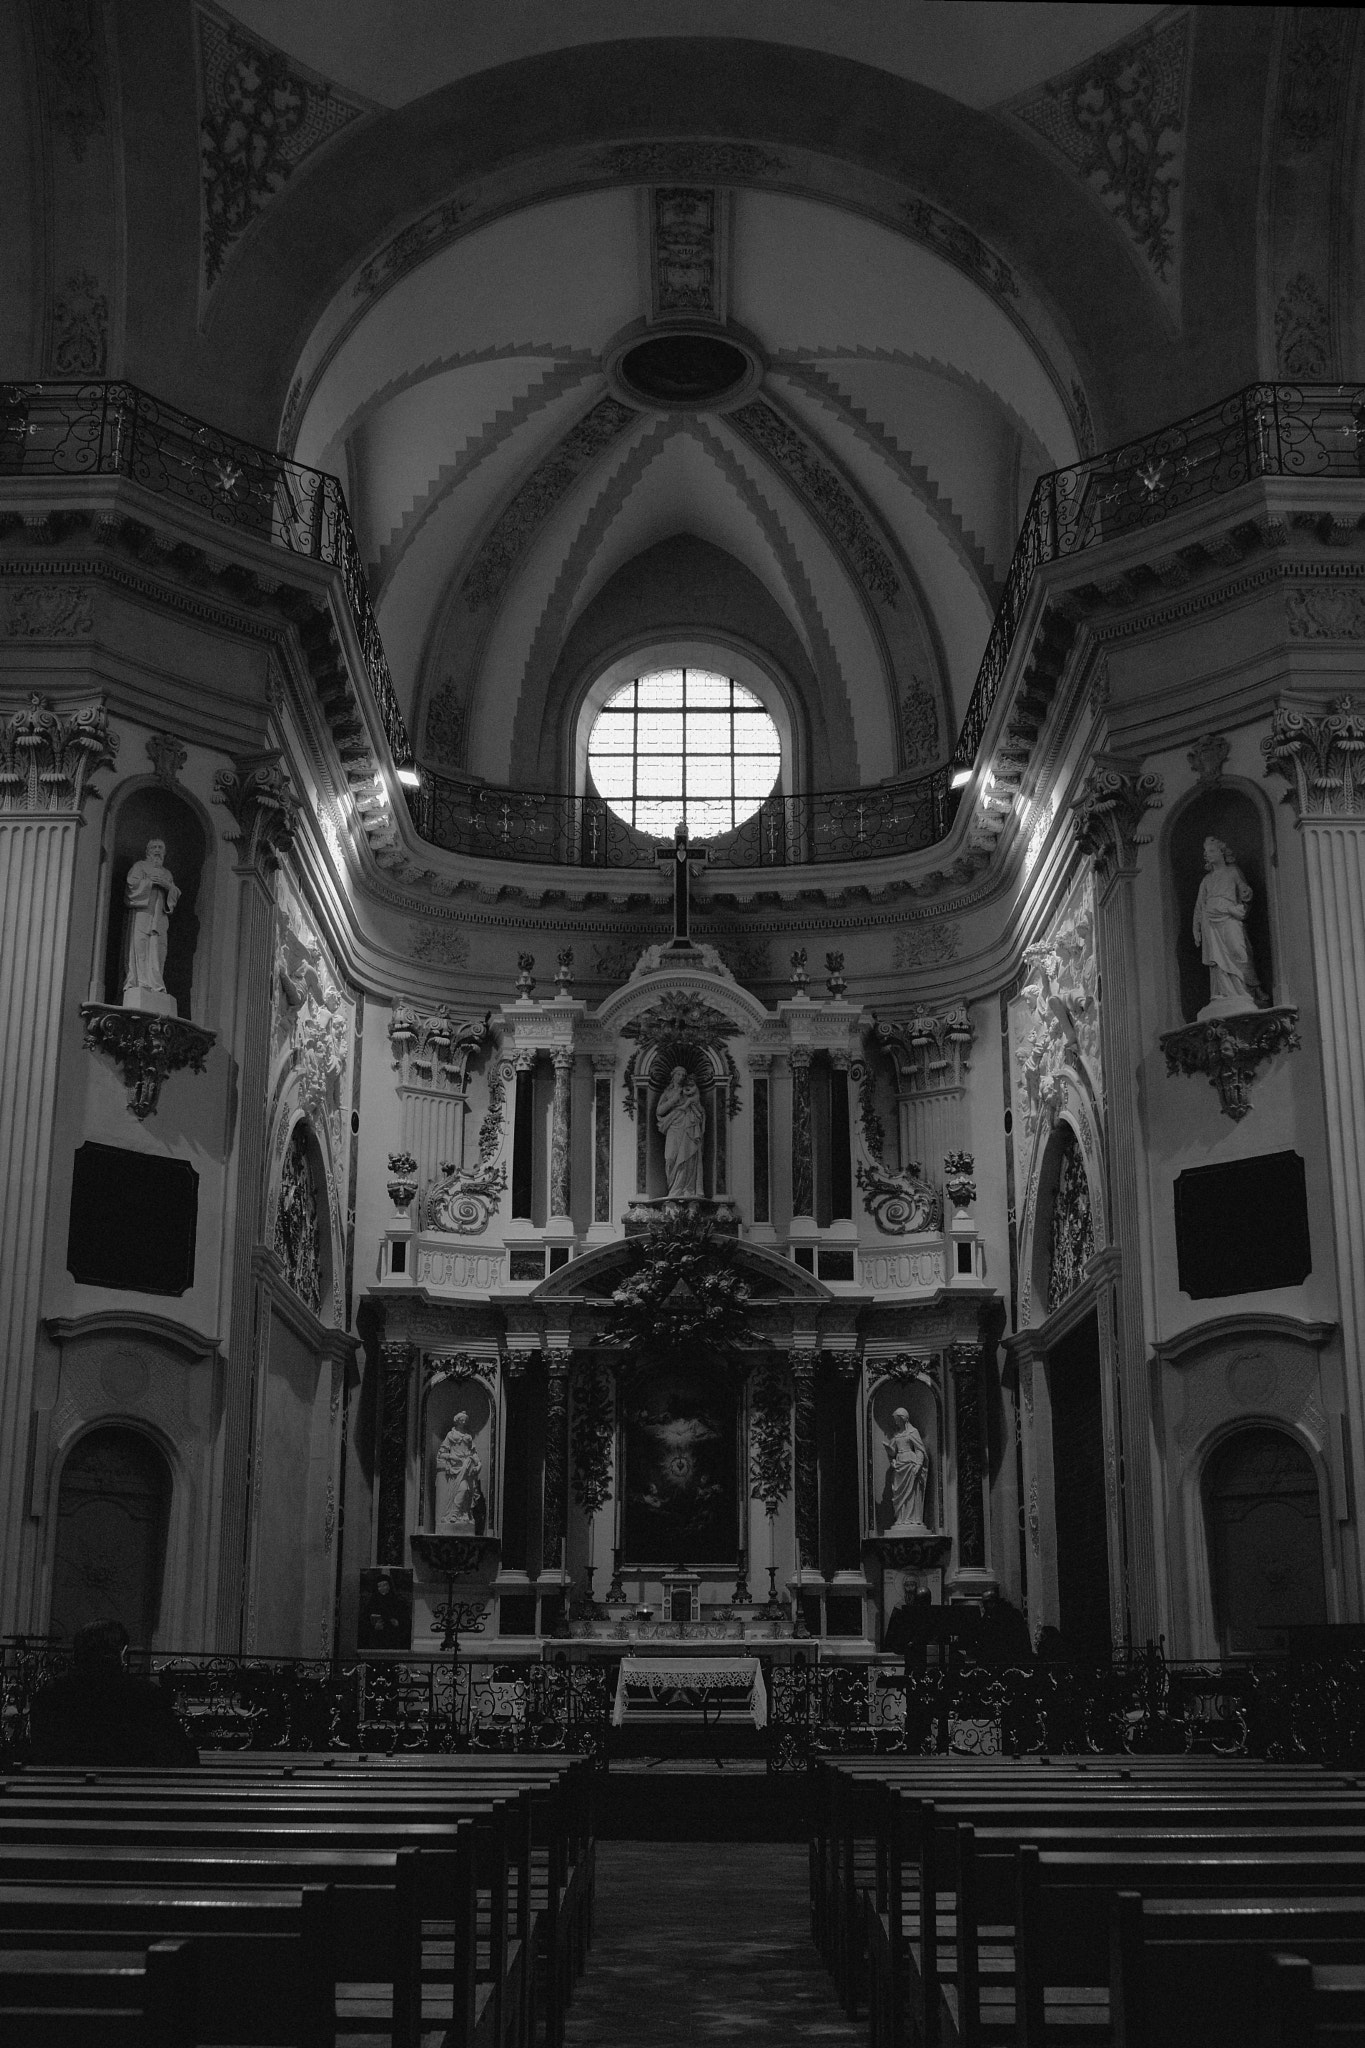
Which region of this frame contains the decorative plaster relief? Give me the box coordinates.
[1160,1009,1301,1121]
[80,1007,215,1120]
[213,753,300,872]
[423,1161,508,1234]
[50,271,108,376]
[275,887,349,1155]
[877,1005,973,1095]
[1264,697,1365,816]
[728,400,900,605]
[39,0,107,160]
[146,732,188,786]
[899,678,940,768]
[652,188,720,318]
[414,1246,507,1292]
[1009,11,1191,297]
[1284,589,1365,640]
[461,399,640,612]
[388,1003,486,1091]
[860,1248,946,1293]
[585,142,785,181]
[1278,7,1354,156]
[856,1160,943,1235]
[423,679,465,766]
[407,921,471,969]
[355,199,469,298]
[893,921,961,970]
[274,1121,322,1313]
[901,198,1019,300]
[5,585,93,637]
[196,5,369,294]
[1015,874,1099,1136]
[1275,272,1330,378]
[0,694,115,812]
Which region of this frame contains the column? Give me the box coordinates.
[1071,761,1165,1648]
[790,1048,814,1224]
[1265,701,1365,1580]
[947,1341,989,1579]
[549,1048,573,1226]
[375,1339,416,1566]
[213,752,301,1649]
[829,1050,853,1224]
[0,696,116,1632]
[792,1349,820,1571]
[542,1349,571,1574]
[511,1051,535,1218]
[749,1054,773,1233]
[590,1055,614,1233]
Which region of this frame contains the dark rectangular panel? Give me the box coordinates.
[1174,1150,1311,1299]
[1048,1310,1112,1658]
[67,1142,198,1294]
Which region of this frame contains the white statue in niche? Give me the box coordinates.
[122,837,181,1014]
[884,1408,930,1531]
[436,1411,485,1532]
[656,1065,705,1197]
[1193,836,1265,1018]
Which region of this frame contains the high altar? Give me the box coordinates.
[368,866,1000,1660]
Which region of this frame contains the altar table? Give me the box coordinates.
[611,1654,768,1728]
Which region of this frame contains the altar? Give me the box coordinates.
[611,1653,769,1729]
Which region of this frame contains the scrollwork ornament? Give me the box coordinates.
[747,1357,793,1516]
[423,1161,508,1234]
[570,1360,616,1518]
[81,1006,215,1119]
[1070,763,1164,879]
[856,1159,943,1235]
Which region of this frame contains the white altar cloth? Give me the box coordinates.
[611,1654,768,1728]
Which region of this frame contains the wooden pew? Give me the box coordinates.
[1110,1891,1365,2048]
[1266,1953,1365,2046]
[0,1935,195,2048]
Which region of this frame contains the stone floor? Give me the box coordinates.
[562,1841,863,2043]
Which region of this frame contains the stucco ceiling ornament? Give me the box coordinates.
[728,400,900,606]
[461,399,640,612]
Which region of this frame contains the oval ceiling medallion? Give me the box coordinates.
[605,323,764,414]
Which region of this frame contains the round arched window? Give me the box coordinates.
[586,668,781,840]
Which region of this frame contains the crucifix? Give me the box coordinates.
[656,819,708,950]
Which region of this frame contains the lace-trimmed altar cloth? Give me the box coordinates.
[611,1655,768,1727]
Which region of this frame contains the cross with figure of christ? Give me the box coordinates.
[656,820,708,950]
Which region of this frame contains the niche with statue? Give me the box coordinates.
[865,1365,943,1537]
[420,1364,500,1538]
[1161,783,1299,1120]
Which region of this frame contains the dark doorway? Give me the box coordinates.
[50,1427,172,1647]
[1204,1426,1327,1655]
[1047,1311,1112,1657]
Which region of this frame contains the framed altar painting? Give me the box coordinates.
[619,1362,739,1564]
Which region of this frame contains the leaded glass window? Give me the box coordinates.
[586,668,781,839]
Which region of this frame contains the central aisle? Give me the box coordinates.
[563,1841,863,2044]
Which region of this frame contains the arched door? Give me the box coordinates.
[1203,1427,1327,1655]
[50,1428,171,1648]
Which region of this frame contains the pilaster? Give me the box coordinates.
[212,750,301,1648]
[0,695,116,1631]
[1070,759,1165,1647]
[1265,698,1365,1583]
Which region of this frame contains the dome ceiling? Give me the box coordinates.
[292,181,1081,791]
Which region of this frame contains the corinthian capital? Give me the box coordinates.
[1070,761,1163,878]
[1263,698,1365,818]
[213,750,300,873]
[0,694,117,814]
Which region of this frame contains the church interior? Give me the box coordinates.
[6,2,1365,2041]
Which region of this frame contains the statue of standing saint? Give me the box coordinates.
[1193,836,1265,1017]
[436,1411,485,1532]
[884,1408,930,1532]
[122,837,181,1015]
[656,1065,705,1198]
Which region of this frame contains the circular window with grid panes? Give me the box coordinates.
[586,668,781,840]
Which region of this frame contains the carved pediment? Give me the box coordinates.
[527,1234,831,1305]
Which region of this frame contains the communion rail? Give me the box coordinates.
[0,1641,611,1769]
[5,378,1364,866]
[5,1640,1363,1773]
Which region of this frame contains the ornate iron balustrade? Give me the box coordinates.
[4,379,1363,863]
[0,1640,609,1767]
[954,381,1365,765]
[414,773,954,869]
[765,1647,1365,1772]
[0,379,412,769]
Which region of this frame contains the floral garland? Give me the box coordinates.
[569,1360,616,1516]
[747,1356,792,1514]
[601,1210,751,1358]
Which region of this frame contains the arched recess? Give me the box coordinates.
[1160,774,1281,1028]
[1202,1425,1329,1657]
[92,778,213,1021]
[1152,1313,1340,1658]
[48,1424,173,1649]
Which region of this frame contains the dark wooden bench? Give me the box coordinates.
[1266,1952,1365,2046]
[0,1935,195,2047]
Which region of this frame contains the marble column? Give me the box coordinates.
[1265,701,1365,1565]
[948,1341,988,1573]
[542,1349,571,1573]
[591,1055,614,1228]
[792,1350,820,1570]
[1071,761,1165,1649]
[549,1049,573,1222]
[0,696,116,1632]
[376,1339,416,1566]
[212,753,301,1649]
[790,1048,814,1223]
[749,1054,773,1229]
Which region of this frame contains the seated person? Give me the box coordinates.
[973,1587,1033,1668]
[28,1619,199,1766]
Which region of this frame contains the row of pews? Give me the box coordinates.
[0,1748,595,2047]
[811,1751,1365,2046]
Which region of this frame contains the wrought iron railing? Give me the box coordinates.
[765,1646,1365,1771]
[5,379,1363,863]
[0,379,412,768]
[0,1641,610,1767]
